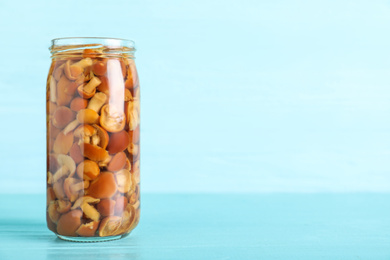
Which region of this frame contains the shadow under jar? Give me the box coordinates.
[46,37,140,242]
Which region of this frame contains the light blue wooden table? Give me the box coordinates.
[0,193,389,259]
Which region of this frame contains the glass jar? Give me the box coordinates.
[46,37,140,242]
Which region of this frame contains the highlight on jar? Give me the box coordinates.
[46,38,140,242]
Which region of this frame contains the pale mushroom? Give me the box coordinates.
[77,77,101,98]
[49,76,56,102]
[99,104,126,133]
[87,92,107,113]
[115,169,132,194]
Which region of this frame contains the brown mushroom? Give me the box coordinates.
[92,61,107,76]
[48,122,61,140]
[77,109,99,124]
[131,160,140,184]
[56,76,73,106]
[53,63,65,81]
[70,97,88,111]
[98,216,122,237]
[88,172,117,199]
[47,101,57,116]
[107,152,126,172]
[69,142,84,164]
[97,76,109,95]
[76,160,100,180]
[99,104,126,133]
[53,131,74,155]
[106,130,129,154]
[56,209,82,236]
[52,106,75,129]
[114,195,128,215]
[76,221,100,237]
[97,199,116,217]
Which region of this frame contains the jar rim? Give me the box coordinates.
[51,37,135,49]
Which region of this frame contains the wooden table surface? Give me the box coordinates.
[0,193,390,259]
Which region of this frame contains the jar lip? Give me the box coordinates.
[51,37,135,48]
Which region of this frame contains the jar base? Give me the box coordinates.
[57,233,129,242]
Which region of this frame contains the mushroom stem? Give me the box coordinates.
[87,92,107,113]
[70,181,85,194]
[49,76,56,102]
[83,77,101,94]
[74,58,93,69]
[53,165,70,183]
[47,171,54,184]
[63,119,80,135]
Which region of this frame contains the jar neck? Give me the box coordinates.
[50,37,136,59]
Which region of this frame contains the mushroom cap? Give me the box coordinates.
[92,61,107,76]
[88,172,117,199]
[99,104,126,133]
[56,209,82,236]
[82,143,109,162]
[76,160,100,180]
[53,131,74,155]
[76,221,100,237]
[69,143,83,164]
[114,195,128,215]
[107,152,126,172]
[70,97,88,112]
[63,177,79,202]
[97,199,116,217]
[56,154,76,176]
[128,126,140,144]
[115,169,132,194]
[106,130,129,154]
[77,109,100,124]
[97,76,110,95]
[98,216,122,237]
[93,124,109,149]
[71,196,100,210]
[74,124,96,139]
[77,84,96,99]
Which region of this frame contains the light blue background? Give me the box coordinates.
[1,0,390,193]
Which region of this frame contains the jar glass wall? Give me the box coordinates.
[46,37,140,242]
